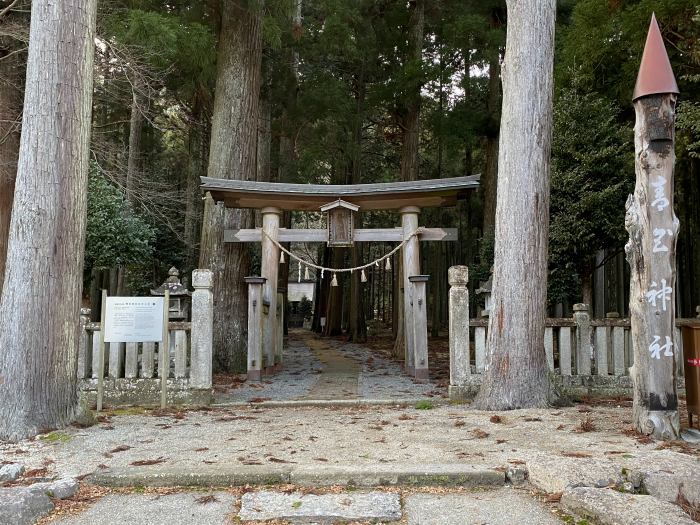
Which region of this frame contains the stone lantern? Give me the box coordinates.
[151,267,191,320]
[475,269,493,318]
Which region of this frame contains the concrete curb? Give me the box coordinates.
[211,397,455,408]
[88,464,505,489]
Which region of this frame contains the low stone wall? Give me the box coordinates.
[79,378,213,407]
[448,374,686,401]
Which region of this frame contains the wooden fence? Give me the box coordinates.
[468,316,700,378]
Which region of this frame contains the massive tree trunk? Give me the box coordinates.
[393,0,424,357]
[199,0,263,373]
[0,35,23,296]
[0,0,97,440]
[474,0,555,410]
[482,54,501,239]
[184,101,207,272]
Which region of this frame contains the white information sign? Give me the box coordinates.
[104,297,165,343]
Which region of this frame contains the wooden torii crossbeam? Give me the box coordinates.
[201,175,480,382]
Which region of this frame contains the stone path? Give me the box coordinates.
[44,487,566,524]
[51,492,237,525]
[214,330,439,403]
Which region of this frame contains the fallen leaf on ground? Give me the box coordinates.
[130,457,167,466]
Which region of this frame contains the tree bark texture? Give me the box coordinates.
[126,79,143,203]
[0,27,24,295]
[199,0,263,373]
[626,94,680,440]
[474,0,555,410]
[0,0,97,440]
[398,0,424,185]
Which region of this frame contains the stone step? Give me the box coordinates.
[238,490,401,524]
[560,487,696,525]
[89,463,505,488]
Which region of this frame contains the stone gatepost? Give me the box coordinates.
[448,266,470,400]
[245,277,265,382]
[573,303,592,376]
[409,275,430,380]
[190,269,213,389]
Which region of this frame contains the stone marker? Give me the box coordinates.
[0,487,54,525]
[561,486,695,525]
[238,491,401,523]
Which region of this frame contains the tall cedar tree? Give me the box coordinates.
[474,0,556,410]
[0,0,97,440]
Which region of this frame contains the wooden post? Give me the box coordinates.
[573,304,591,376]
[410,275,430,380]
[626,15,680,439]
[96,290,107,412]
[160,289,170,409]
[261,207,281,374]
[400,206,421,374]
[245,277,265,381]
[276,290,284,370]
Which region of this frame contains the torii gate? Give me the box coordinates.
[201,175,480,381]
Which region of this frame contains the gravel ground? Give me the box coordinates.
[1,402,696,482]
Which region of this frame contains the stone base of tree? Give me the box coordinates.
[449,375,686,401]
[79,379,212,407]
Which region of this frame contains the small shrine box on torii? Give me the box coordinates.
[320,199,360,247]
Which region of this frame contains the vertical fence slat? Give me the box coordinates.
[544,327,554,372]
[125,342,138,379]
[595,326,609,376]
[174,330,187,378]
[91,331,104,379]
[108,342,125,378]
[560,327,572,376]
[141,342,155,378]
[475,326,486,373]
[612,326,625,376]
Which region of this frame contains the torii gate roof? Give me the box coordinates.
[201,175,480,211]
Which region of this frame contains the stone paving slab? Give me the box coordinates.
[560,486,696,525]
[527,454,624,493]
[0,487,54,525]
[404,488,562,525]
[51,492,237,525]
[238,490,401,523]
[289,464,505,488]
[89,463,505,488]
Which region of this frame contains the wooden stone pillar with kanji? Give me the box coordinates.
[626,15,680,440]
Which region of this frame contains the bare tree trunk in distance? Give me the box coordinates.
[473,0,555,410]
[199,0,263,373]
[0,32,23,295]
[0,0,97,440]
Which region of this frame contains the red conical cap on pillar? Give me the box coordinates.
[633,14,679,101]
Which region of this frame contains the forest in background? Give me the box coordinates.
[1,0,699,373]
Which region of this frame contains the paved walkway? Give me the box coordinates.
[49,487,564,525]
[214,330,441,404]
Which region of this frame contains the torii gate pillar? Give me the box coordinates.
[400,206,421,374]
[261,207,282,373]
